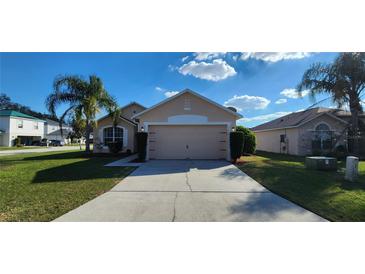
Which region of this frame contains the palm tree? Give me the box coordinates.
[46,75,121,153]
[297,53,365,155]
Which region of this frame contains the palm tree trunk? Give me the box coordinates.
[85,121,91,153]
[350,96,360,156]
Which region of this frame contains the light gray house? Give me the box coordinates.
[252,107,365,156]
[0,110,72,146]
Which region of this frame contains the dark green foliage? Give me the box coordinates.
[136,132,148,161]
[236,126,256,154]
[107,141,123,154]
[230,131,244,161]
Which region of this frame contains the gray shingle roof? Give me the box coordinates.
[251,107,353,131]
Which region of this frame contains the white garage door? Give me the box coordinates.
[148,125,228,159]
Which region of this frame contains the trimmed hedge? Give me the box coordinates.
[230,131,244,161]
[136,132,148,162]
[107,141,123,154]
[236,126,256,154]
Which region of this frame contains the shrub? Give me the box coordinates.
[335,145,348,159]
[236,126,256,154]
[107,141,123,154]
[126,149,132,155]
[136,132,148,161]
[230,131,244,161]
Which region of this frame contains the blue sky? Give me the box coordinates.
[0,52,339,127]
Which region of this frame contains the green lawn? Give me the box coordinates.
[237,152,365,221]
[0,151,134,221]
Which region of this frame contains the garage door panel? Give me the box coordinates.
[149,125,227,159]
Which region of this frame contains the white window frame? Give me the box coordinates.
[34,121,39,130]
[99,126,128,148]
[17,119,23,129]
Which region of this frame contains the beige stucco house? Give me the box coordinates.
[252,107,365,156]
[94,89,242,160]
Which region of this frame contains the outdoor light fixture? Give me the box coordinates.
[232,127,235,132]
[141,126,144,132]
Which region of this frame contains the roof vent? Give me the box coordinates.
[227,107,237,112]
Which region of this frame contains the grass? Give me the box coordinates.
[237,151,365,221]
[0,151,134,221]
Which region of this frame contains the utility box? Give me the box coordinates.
[305,156,337,171]
[345,156,359,182]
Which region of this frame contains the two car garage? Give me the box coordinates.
[148,125,228,160]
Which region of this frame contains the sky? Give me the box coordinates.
[0,52,339,127]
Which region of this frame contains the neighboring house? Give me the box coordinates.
[0,110,45,146]
[94,89,242,160]
[93,102,146,153]
[44,119,72,144]
[252,107,365,156]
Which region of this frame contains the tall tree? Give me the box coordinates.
[46,75,120,153]
[297,53,365,155]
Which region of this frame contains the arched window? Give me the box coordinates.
[315,123,330,131]
[103,127,124,145]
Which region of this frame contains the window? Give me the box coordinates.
[103,127,124,145]
[280,134,286,143]
[34,121,38,129]
[17,120,23,128]
[315,123,330,131]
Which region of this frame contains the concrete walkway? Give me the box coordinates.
[56,160,326,222]
[104,154,142,167]
[0,146,80,156]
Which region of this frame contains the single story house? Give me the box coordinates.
[94,89,242,160]
[0,109,72,147]
[252,107,365,156]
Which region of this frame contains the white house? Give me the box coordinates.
[44,119,72,143]
[0,110,72,147]
[0,110,45,146]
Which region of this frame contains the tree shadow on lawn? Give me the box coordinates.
[27,152,134,184]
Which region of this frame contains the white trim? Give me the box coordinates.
[99,125,128,149]
[144,122,232,161]
[313,121,332,131]
[132,89,242,119]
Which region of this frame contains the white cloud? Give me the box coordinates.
[164,91,179,98]
[181,56,189,62]
[155,86,163,92]
[280,88,310,99]
[275,98,287,104]
[224,95,270,111]
[239,111,291,123]
[178,59,236,81]
[241,52,311,63]
[194,52,226,61]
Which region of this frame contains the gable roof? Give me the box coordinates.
[121,101,146,110]
[97,102,145,124]
[0,110,45,121]
[132,89,243,119]
[251,107,349,132]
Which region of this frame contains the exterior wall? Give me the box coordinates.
[254,128,299,155]
[0,116,10,146]
[93,116,136,153]
[121,104,145,120]
[138,92,237,128]
[297,114,348,155]
[8,117,45,146]
[254,114,349,156]
[44,120,72,143]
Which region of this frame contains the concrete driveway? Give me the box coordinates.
[56,160,326,222]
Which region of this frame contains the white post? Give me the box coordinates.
[345,156,359,182]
